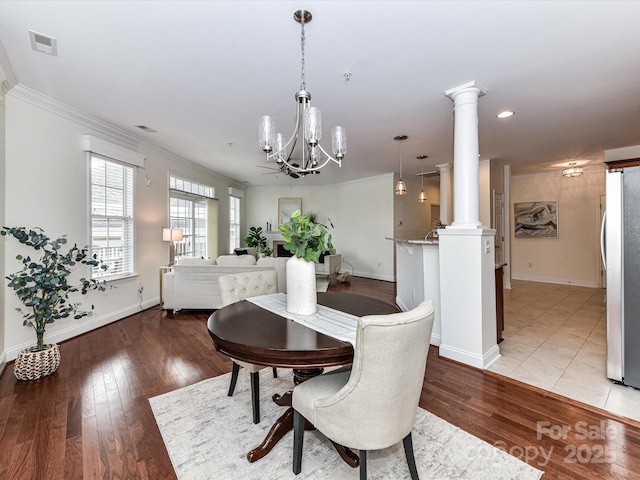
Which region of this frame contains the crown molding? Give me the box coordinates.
[6,84,243,187]
[9,84,140,147]
[511,164,606,181]
[247,172,394,191]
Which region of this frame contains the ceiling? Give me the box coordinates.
[1,1,639,187]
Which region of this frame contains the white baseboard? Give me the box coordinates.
[5,297,160,361]
[0,350,6,377]
[439,343,501,370]
[511,273,599,288]
[353,270,395,282]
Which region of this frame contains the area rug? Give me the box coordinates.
[150,371,544,480]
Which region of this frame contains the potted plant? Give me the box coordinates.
[1,226,107,380]
[278,210,329,315]
[245,226,273,257]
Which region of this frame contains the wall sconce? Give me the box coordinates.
[162,227,183,266]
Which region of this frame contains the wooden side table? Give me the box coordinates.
[159,266,173,307]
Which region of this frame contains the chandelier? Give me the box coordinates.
[258,10,346,175]
[562,162,583,177]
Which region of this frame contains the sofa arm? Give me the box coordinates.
[162,271,175,309]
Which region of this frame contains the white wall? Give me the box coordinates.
[0,87,6,373]
[2,89,244,360]
[510,168,605,287]
[393,174,440,240]
[246,175,396,281]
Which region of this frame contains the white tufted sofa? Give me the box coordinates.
[162,255,287,312]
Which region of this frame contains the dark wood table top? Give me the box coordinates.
[207,292,399,369]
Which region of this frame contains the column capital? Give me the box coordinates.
[436,163,451,172]
[445,80,487,100]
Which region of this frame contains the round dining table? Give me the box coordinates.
[207,292,399,464]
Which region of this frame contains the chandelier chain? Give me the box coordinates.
[300,18,306,91]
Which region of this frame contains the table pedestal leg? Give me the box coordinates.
[247,367,359,467]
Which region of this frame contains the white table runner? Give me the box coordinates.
[246,293,359,346]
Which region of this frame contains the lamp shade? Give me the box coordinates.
[162,228,183,242]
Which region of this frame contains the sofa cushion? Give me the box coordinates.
[216,254,257,266]
[177,256,216,266]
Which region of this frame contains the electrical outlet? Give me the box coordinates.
[138,284,144,294]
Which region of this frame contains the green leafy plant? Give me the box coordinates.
[278,210,329,263]
[245,226,272,256]
[1,226,108,351]
[306,211,336,255]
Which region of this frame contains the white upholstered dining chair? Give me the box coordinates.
[292,300,435,479]
[218,270,279,424]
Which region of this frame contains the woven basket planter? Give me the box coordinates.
[14,344,61,381]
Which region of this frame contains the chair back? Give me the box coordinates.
[313,300,435,450]
[218,270,278,307]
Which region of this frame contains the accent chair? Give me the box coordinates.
[291,300,435,479]
[218,269,279,423]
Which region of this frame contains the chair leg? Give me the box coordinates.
[250,371,260,424]
[272,367,278,378]
[359,450,367,480]
[402,433,420,480]
[227,362,240,396]
[293,409,306,475]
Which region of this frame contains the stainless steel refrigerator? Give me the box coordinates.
[604,165,640,388]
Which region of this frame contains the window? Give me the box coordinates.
[169,175,214,259]
[229,195,241,253]
[90,154,135,279]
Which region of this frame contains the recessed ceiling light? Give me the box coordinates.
[497,111,515,119]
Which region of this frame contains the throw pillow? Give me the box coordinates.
[235,249,248,256]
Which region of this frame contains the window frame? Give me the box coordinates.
[229,195,241,253]
[89,152,136,280]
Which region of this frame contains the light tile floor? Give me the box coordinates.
[487,280,640,423]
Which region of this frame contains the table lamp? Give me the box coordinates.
[162,227,183,266]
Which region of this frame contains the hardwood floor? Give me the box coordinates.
[1,277,640,479]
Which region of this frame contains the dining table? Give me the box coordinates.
[207,292,399,465]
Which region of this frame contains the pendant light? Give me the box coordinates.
[562,162,583,177]
[394,135,407,195]
[417,155,428,202]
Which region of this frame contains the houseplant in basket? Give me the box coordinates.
[1,226,107,380]
[278,210,329,315]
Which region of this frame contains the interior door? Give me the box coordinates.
[493,191,505,265]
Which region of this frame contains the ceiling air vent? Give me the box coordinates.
[135,125,158,133]
[29,30,57,56]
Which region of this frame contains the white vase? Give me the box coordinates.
[286,256,317,315]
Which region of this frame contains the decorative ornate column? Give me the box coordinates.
[436,163,452,225]
[438,81,499,370]
[445,81,486,228]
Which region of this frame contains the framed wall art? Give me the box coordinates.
[514,201,558,238]
[278,198,302,226]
